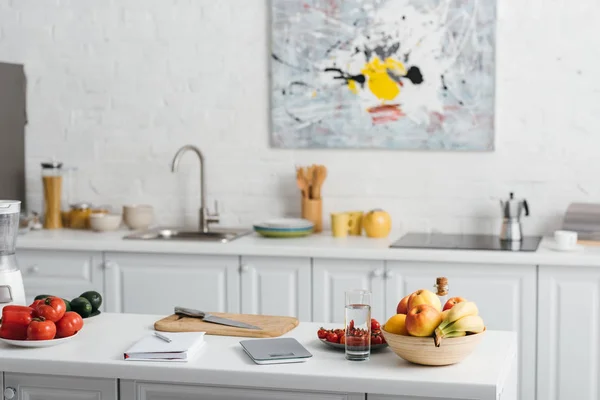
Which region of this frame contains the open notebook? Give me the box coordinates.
[124,332,205,362]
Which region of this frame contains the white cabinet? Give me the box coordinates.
[313,259,386,323]
[16,250,104,306]
[120,380,363,400]
[537,266,600,400]
[3,373,117,400]
[385,261,536,400]
[240,256,311,320]
[103,253,239,315]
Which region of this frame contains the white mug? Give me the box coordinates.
[554,230,578,250]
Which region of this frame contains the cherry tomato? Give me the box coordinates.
[371,318,381,331]
[346,336,368,347]
[1,305,34,326]
[55,312,84,338]
[35,297,66,322]
[317,328,328,339]
[27,317,56,340]
[340,334,346,344]
[0,322,28,340]
[372,335,383,345]
[349,320,355,331]
[326,332,339,343]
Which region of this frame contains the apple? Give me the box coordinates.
[396,295,410,314]
[407,289,441,312]
[405,304,442,337]
[443,297,467,311]
[362,209,392,238]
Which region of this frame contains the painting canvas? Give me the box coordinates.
[271,0,496,150]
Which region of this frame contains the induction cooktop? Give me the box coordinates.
[390,233,542,252]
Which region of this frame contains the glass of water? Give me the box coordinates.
[344,289,371,361]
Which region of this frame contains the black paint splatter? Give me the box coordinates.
[405,66,423,84]
[271,54,310,72]
[324,68,366,88]
[441,75,448,90]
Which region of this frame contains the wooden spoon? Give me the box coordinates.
[312,165,327,200]
[296,167,308,198]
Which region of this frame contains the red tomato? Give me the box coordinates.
[371,319,381,331]
[1,305,34,326]
[27,318,56,340]
[371,335,383,345]
[0,322,28,340]
[55,312,84,338]
[346,336,369,347]
[35,297,66,322]
[339,334,346,344]
[317,328,328,339]
[326,332,339,343]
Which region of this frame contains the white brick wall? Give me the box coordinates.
[1,0,599,235]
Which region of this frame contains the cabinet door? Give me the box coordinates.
[313,259,385,323]
[4,373,117,400]
[104,253,239,315]
[385,261,536,400]
[241,256,311,320]
[538,266,600,400]
[121,380,363,400]
[17,250,104,306]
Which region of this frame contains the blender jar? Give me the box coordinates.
[0,200,26,309]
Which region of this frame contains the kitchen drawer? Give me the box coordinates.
[16,250,101,283]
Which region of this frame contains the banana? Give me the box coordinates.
[434,315,484,347]
[437,301,479,331]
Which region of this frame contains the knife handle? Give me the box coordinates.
[174,306,205,318]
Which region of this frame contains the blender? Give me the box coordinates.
[0,200,26,312]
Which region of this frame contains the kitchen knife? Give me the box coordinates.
[174,306,262,330]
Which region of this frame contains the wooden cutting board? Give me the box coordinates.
[154,312,299,338]
[579,240,600,247]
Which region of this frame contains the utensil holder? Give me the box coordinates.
[302,198,322,233]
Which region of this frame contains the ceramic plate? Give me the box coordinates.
[547,244,584,252]
[319,338,388,351]
[0,332,79,348]
[254,227,313,238]
[254,218,314,230]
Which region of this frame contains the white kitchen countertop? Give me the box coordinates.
[15,228,600,267]
[0,313,516,399]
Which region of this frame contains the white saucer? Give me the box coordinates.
[547,244,584,252]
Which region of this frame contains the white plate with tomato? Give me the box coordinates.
[0,297,84,348]
[317,318,388,351]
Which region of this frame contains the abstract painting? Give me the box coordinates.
[271,0,496,150]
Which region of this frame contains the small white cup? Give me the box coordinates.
[554,230,578,250]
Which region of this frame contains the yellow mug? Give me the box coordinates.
[331,213,351,238]
[347,211,363,236]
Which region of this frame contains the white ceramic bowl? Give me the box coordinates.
[89,213,122,232]
[123,204,154,230]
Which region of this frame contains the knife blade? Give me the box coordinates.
[174,306,262,330]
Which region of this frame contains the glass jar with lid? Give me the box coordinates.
[41,161,64,229]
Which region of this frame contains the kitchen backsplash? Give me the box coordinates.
[0,0,598,235]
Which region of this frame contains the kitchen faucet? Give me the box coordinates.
[171,145,219,233]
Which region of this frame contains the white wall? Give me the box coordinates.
[0,0,598,235]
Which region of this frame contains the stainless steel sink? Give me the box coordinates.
[124,227,251,243]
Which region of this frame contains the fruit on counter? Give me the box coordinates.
[71,297,93,318]
[34,297,66,322]
[326,331,339,343]
[317,327,328,339]
[0,323,29,340]
[316,319,385,346]
[62,298,72,312]
[362,209,392,238]
[405,304,442,337]
[396,295,410,315]
[436,301,479,332]
[434,315,484,347]
[0,305,35,340]
[370,318,381,331]
[407,289,441,312]
[80,291,102,312]
[443,297,467,311]
[384,314,409,335]
[34,294,52,300]
[27,317,57,340]
[55,312,84,338]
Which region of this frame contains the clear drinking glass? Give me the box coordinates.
[345,289,371,361]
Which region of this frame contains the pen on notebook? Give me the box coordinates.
[154,332,172,343]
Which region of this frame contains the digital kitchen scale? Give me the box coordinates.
[390,233,542,252]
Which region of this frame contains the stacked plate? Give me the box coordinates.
[254,218,314,238]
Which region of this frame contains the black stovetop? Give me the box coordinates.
[390,233,542,252]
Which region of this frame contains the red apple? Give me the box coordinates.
[396,295,410,314]
[407,289,441,312]
[443,297,467,311]
[405,304,442,337]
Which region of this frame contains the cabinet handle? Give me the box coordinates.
[372,268,384,278]
[103,261,117,270]
[4,387,16,400]
[27,265,39,274]
[240,264,250,273]
[384,270,393,279]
